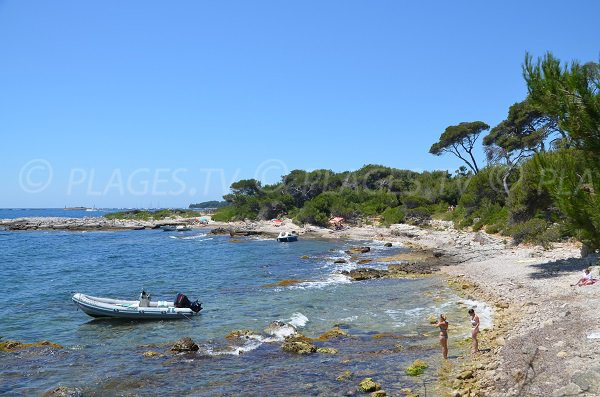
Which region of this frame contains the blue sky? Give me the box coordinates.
[1,1,598,208]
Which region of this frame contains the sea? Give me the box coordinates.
[0,209,491,396]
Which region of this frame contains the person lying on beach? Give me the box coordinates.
[576,267,597,286]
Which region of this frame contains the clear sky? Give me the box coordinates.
[1,1,598,208]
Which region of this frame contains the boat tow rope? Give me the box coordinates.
[181,312,193,321]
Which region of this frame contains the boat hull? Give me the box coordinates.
[72,293,199,320]
[277,235,298,242]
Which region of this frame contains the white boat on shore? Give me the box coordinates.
[161,225,192,232]
[277,231,299,242]
[72,290,202,320]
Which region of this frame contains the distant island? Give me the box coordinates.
[189,200,229,209]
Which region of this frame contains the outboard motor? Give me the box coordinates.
[174,293,203,313]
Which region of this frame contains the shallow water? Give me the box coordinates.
[0,228,489,396]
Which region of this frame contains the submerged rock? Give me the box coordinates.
[171,337,199,352]
[343,268,388,281]
[316,347,338,354]
[336,370,353,381]
[261,279,304,288]
[345,246,371,254]
[39,386,83,397]
[405,359,428,376]
[225,329,259,339]
[143,351,161,358]
[318,326,349,341]
[0,340,63,352]
[358,378,381,392]
[334,259,347,264]
[372,390,387,397]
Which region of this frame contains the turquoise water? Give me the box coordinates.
[0,225,482,396]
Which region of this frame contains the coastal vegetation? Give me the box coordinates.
[189,200,228,209]
[105,209,199,221]
[212,52,599,250]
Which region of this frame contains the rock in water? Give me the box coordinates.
[344,268,388,281]
[171,337,199,352]
[39,386,83,397]
[265,321,297,339]
[281,334,317,354]
[384,243,393,247]
[345,246,371,254]
[316,347,338,354]
[358,378,381,392]
[318,326,349,341]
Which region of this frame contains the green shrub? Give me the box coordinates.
[381,206,405,225]
[211,206,236,222]
[211,205,256,222]
[404,206,433,225]
[105,209,199,221]
[507,218,556,247]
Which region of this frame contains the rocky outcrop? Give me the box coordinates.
[170,337,199,352]
[358,378,381,392]
[281,334,317,354]
[345,246,371,254]
[0,216,197,231]
[0,340,62,352]
[387,261,439,274]
[210,227,273,238]
[343,268,388,280]
[317,326,349,341]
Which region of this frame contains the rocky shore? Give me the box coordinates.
[0,216,199,231]
[3,215,598,396]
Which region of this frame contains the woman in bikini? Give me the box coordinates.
[434,314,449,359]
[469,308,480,353]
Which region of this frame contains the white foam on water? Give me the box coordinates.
[384,309,407,327]
[206,338,264,356]
[587,332,600,339]
[461,298,493,330]
[168,233,209,240]
[288,312,309,328]
[294,273,352,289]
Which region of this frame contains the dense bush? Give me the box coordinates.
[106,209,198,220]
[381,206,406,225]
[505,218,561,248]
[507,158,556,224]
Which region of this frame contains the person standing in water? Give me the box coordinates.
[468,308,480,353]
[434,314,449,359]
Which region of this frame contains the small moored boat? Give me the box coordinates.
[277,231,298,242]
[72,290,202,320]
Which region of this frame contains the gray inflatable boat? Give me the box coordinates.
[72,290,202,320]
